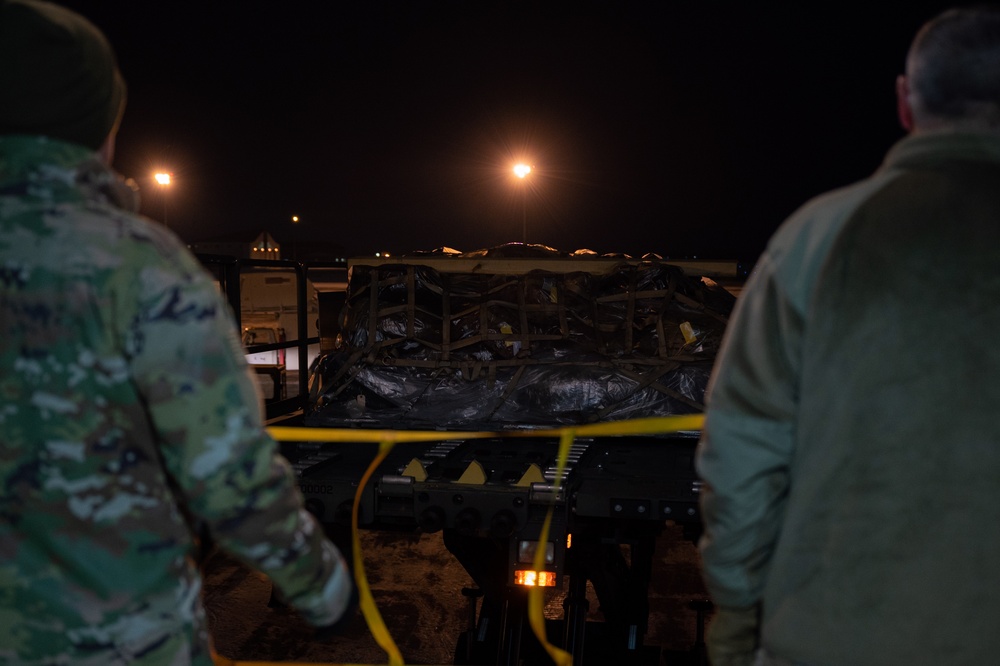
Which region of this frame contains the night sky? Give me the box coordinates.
[59,1,959,261]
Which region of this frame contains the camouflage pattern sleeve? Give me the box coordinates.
[3,138,351,663]
[119,227,353,626]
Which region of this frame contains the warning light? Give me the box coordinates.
[514,570,557,587]
[567,533,572,549]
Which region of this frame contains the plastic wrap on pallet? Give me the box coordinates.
[308,356,714,429]
[306,247,735,430]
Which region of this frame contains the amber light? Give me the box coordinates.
[514,570,557,587]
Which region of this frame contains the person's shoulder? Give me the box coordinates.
[751,170,904,312]
[70,205,199,272]
[767,171,901,270]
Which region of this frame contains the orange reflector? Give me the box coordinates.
[567,533,572,549]
[514,570,557,587]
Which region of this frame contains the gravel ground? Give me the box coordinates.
[203,524,711,665]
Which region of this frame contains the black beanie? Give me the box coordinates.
[0,0,127,150]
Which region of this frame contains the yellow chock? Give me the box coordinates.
[401,458,428,482]
[456,460,487,485]
[515,463,545,487]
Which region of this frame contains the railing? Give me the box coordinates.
[196,254,334,421]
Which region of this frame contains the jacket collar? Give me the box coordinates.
[883,130,1000,171]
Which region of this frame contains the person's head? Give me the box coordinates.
[897,5,1000,133]
[0,0,126,162]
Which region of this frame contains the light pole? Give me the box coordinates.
[154,172,172,229]
[513,163,532,243]
[291,215,300,261]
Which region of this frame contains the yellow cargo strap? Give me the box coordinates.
[220,413,705,666]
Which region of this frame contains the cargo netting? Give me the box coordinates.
[306,247,735,429]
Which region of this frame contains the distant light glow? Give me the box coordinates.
[154,172,171,186]
[513,163,532,179]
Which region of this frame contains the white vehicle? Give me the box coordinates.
[239,269,320,399]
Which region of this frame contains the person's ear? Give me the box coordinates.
[97,131,116,165]
[896,75,915,132]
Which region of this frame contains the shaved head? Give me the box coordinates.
[901,6,1000,130]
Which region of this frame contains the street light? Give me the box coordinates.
[291,215,300,261]
[153,172,172,229]
[513,163,532,243]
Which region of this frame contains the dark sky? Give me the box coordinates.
[61,1,957,261]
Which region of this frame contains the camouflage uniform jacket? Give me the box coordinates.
[0,136,352,665]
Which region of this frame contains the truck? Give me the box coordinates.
[201,244,740,665]
[238,268,321,399]
[197,254,346,416]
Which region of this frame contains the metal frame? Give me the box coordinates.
[196,254,316,421]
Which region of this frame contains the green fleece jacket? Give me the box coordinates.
[697,130,1000,665]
